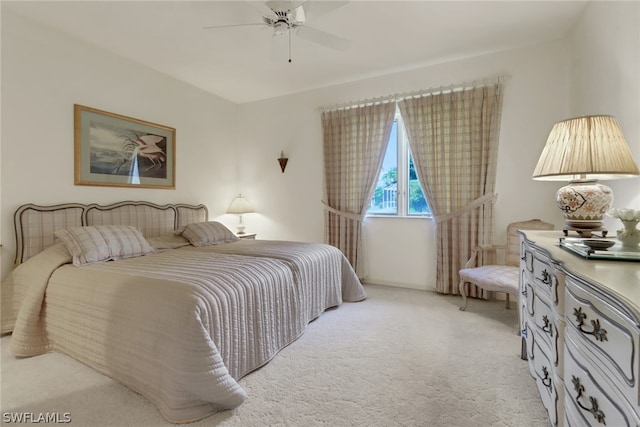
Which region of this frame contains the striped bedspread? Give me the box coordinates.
[8,241,366,423]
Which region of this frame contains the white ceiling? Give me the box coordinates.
[4,1,588,104]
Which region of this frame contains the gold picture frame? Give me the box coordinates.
[74,104,176,189]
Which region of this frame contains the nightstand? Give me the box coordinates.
[237,233,256,240]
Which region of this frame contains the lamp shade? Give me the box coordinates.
[532,115,639,235]
[532,115,639,181]
[227,194,254,214]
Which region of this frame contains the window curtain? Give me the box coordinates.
[397,83,504,295]
[321,102,396,278]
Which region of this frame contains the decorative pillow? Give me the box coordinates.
[181,221,239,247]
[146,233,191,250]
[54,225,154,266]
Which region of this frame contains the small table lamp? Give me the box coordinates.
[227,193,254,235]
[532,115,639,237]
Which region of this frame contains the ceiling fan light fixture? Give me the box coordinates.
[273,21,288,36]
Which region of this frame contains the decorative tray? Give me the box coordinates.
[559,237,640,261]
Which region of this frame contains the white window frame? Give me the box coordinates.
[367,111,430,218]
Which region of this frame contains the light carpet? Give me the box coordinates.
[1,284,548,426]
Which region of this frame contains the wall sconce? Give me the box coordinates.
[278,150,289,173]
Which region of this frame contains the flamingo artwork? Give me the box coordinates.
[119,133,166,171]
[116,133,167,181]
[133,134,166,171]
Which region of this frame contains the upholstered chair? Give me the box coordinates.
[458,219,554,311]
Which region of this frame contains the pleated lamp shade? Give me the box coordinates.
[533,115,639,181]
[227,194,254,235]
[227,194,254,214]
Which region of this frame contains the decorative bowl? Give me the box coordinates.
[582,239,616,251]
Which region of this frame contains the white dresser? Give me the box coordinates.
[519,230,640,427]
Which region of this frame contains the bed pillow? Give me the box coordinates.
[181,221,239,247]
[54,225,154,266]
[146,233,191,250]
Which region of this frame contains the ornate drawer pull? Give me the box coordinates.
[539,366,552,390]
[536,269,552,286]
[522,252,534,272]
[541,315,553,337]
[571,376,606,424]
[573,307,608,342]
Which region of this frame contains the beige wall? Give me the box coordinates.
[0,10,239,278]
[235,1,639,290]
[569,0,640,231]
[2,2,638,291]
[237,40,572,290]
[235,1,638,290]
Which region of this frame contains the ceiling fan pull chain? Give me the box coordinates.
[288,27,292,63]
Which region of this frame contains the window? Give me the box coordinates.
[368,114,430,216]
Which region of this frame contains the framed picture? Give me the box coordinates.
[74,104,175,189]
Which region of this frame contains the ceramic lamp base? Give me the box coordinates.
[556,180,613,230]
[236,214,246,235]
[562,225,608,239]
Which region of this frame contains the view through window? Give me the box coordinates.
[367,117,430,216]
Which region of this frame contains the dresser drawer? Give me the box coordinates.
[524,282,554,341]
[565,335,640,427]
[521,240,564,313]
[565,273,639,409]
[528,331,564,426]
[523,280,565,372]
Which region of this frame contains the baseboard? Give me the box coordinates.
[363,281,517,309]
[363,278,434,292]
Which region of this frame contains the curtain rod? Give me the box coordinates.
[318,74,511,113]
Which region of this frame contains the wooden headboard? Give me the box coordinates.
[13,201,208,265]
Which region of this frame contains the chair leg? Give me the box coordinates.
[459,279,468,311]
[505,293,510,309]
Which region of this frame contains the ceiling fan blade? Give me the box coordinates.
[265,1,348,20]
[243,1,278,17]
[203,23,266,30]
[296,25,350,50]
[265,1,306,12]
[299,1,348,22]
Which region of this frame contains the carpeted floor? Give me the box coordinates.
[1,284,548,426]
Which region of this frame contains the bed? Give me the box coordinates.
[3,201,366,423]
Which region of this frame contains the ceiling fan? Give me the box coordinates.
[203,0,350,63]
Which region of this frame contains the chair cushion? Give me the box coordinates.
[459,265,519,294]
